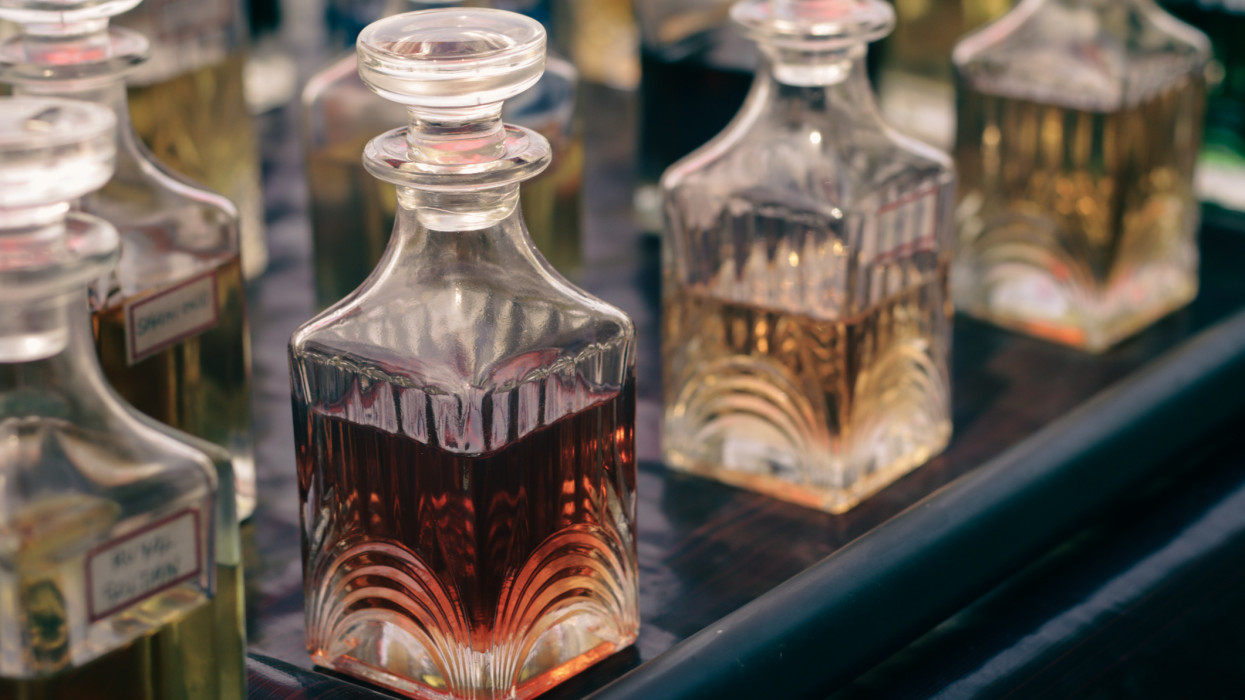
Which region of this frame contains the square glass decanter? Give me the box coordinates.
[661,0,955,513]
[289,9,639,699]
[0,0,257,521]
[953,0,1210,351]
[0,95,237,700]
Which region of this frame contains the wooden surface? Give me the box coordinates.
[240,82,1245,698]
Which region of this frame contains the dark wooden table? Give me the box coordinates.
[240,78,1245,699]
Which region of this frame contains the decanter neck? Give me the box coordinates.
[759,42,868,87]
[0,215,115,365]
[405,104,509,165]
[396,182,522,232]
[754,45,880,112]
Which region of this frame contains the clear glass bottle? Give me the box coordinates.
[0,95,242,700]
[291,9,639,699]
[661,0,955,514]
[0,0,257,521]
[953,0,1210,352]
[303,0,584,310]
[117,0,268,279]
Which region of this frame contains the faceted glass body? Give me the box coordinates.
[303,2,583,310]
[292,204,639,700]
[953,0,1210,351]
[661,0,955,514]
[292,9,638,699]
[0,96,239,700]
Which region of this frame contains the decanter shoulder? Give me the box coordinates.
[663,110,952,221]
[290,262,633,393]
[954,0,1209,108]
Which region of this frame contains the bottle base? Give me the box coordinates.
[953,260,1198,353]
[664,423,951,514]
[310,627,636,700]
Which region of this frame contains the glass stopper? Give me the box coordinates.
[0,95,115,210]
[357,8,551,188]
[732,0,895,49]
[0,0,147,82]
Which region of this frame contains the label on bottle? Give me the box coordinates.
[85,509,203,622]
[125,270,220,366]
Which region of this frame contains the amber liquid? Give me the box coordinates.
[307,133,584,310]
[0,565,242,700]
[954,77,1205,351]
[663,269,952,513]
[128,53,267,279]
[92,257,255,519]
[295,380,638,700]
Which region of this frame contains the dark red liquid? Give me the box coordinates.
[294,378,637,697]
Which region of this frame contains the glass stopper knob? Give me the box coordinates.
[0,96,115,209]
[357,7,546,109]
[357,8,551,188]
[732,0,895,49]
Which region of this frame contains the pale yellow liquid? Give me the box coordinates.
[92,257,255,520]
[127,53,267,280]
[0,565,243,700]
[663,265,952,513]
[954,77,1205,351]
[307,133,584,309]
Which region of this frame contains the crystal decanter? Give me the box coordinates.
[290,9,639,699]
[0,0,257,519]
[953,0,1210,351]
[0,95,241,700]
[661,0,955,514]
[302,0,584,310]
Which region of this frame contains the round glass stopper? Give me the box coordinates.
[357,7,546,109]
[732,0,895,49]
[0,96,115,208]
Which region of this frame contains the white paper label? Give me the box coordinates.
[86,510,203,622]
[125,271,219,365]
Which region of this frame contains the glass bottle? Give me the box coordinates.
[1159,0,1245,212]
[303,0,584,311]
[953,0,1209,352]
[291,9,639,698]
[117,0,269,279]
[0,0,258,520]
[0,95,242,699]
[661,0,955,514]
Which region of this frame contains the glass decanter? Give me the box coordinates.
[303,0,583,310]
[0,95,243,700]
[661,0,955,514]
[117,0,268,279]
[290,9,639,699]
[0,0,257,520]
[953,0,1210,352]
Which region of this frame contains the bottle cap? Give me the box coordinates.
[358,8,551,190]
[358,7,546,110]
[0,0,148,82]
